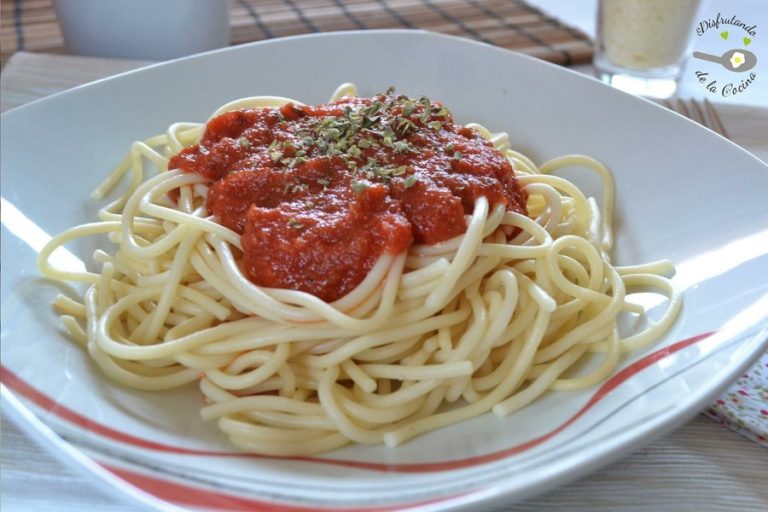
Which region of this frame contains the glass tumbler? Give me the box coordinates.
[594,0,701,98]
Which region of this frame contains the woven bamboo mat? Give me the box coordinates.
[1,0,592,67]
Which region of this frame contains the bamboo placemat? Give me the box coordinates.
[1,0,592,67]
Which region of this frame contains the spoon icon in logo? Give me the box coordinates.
[693,49,757,72]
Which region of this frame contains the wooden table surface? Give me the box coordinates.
[2,50,767,511]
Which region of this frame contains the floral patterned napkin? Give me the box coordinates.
[704,351,768,446]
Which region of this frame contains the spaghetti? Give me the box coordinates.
[38,84,681,456]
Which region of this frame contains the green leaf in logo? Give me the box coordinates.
[743,37,752,46]
[720,31,729,40]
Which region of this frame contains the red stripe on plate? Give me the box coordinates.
[102,462,458,511]
[104,463,322,511]
[1,331,714,474]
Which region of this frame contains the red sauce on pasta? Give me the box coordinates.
[169,91,527,301]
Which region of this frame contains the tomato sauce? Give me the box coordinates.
[169,91,527,302]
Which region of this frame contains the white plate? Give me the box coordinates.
[2,30,767,511]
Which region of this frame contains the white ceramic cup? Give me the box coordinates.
[54,0,230,60]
